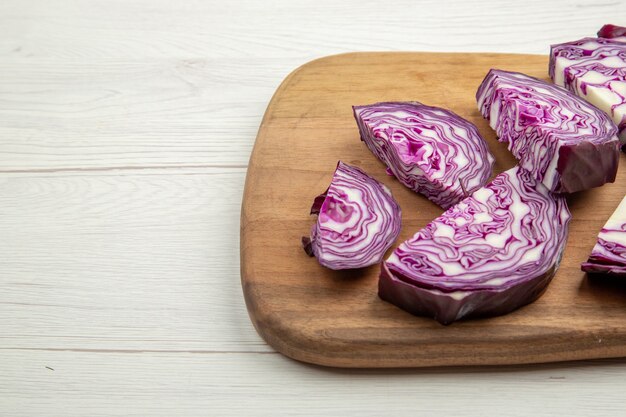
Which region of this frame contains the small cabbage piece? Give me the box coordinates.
[598,24,626,42]
[379,166,571,325]
[353,101,494,209]
[549,37,626,149]
[581,196,626,275]
[477,69,620,193]
[302,161,401,270]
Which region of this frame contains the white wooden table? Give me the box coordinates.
[1,1,626,415]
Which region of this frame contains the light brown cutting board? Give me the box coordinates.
[240,52,626,368]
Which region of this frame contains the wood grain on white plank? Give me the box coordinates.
[0,169,269,352]
[2,351,626,417]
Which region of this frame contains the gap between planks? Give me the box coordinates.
[5,347,626,374]
[0,164,249,175]
[0,347,276,355]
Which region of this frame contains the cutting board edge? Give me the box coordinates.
[240,279,626,368]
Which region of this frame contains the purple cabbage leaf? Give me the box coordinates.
[598,24,626,42]
[581,196,626,275]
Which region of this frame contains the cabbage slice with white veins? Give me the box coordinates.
[581,196,626,275]
[379,166,571,325]
[353,102,494,209]
[303,161,402,270]
[550,36,626,149]
[477,69,620,193]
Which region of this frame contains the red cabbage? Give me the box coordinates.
[379,166,571,325]
[581,196,626,275]
[353,102,494,209]
[477,69,620,193]
[598,24,626,42]
[303,161,401,270]
[549,37,626,149]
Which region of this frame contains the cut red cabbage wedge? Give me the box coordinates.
[303,161,401,270]
[598,24,626,42]
[581,196,626,275]
[353,102,494,209]
[549,37,626,150]
[379,166,571,325]
[477,69,620,193]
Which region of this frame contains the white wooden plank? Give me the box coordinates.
[0,0,618,59]
[1,350,626,417]
[0,58,296,170]
[0,168,270,352]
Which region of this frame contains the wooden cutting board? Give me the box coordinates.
[240,52,626,368]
